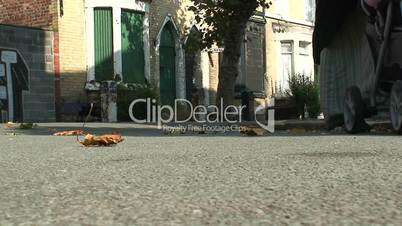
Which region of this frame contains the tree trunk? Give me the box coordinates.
[216,22,247,108]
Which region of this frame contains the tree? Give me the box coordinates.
[188,0,271,107]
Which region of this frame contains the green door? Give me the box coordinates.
[121,10,145,84]
[159,24,176,106]
[94,8,114,81]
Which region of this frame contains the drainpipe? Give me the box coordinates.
[54,0,61,121]
[54,32,61,121]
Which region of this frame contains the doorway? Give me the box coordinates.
[159,23,176,106]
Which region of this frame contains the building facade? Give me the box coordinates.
[0,0,224,121]
[0,0,315,122]
[265,0,316,96]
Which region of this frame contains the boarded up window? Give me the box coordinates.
[94,8,114,81]
[121,10,145,83]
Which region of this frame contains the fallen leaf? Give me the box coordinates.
[240,127,266,136]
[53,130,84,136]
[79,133,124,146]
[4,132,17,136]
[48,128,58,133]
[4,122,38,130]
[4,122,18,129]
[289,128,306,134]
[370,125,391,133]
[19,123,38,130]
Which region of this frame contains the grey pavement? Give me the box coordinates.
[0,123,401,225]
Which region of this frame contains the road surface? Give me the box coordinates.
[0,123,401,225]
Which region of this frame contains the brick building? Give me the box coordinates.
[0,0,210,120]
[0,0,272,121]
[0,0,58,29]
[0,0,58,122]
[0,0,82,121]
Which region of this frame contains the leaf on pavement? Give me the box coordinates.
[289,128,307,134]
[240,127,266,136]
[19,123,38,130]
[4,132,17,136]
[79,133,124,147]
[370,125,391,133]
[53,130,84,136]
[4,122,38,130]
[4,122,17,129]
[48,128,58,133]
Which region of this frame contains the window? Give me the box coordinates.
[299,41,313,76]
[305,0,316,22]
[280,41,294,92]
[299,41,311,56]
[121,10,145,83]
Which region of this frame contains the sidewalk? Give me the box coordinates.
[1,118,393,137]
[245,118,391,131]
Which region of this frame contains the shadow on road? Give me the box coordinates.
[287,151,380,158]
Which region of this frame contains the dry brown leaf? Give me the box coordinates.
[53,130,84,136]
[4,122,37,130]
[48,128,58,133]
[289,128,306,134]
[5,132,17,136]
[19,123,38,130]
[79,133,124,146]
[371,125,391,133]
[240,127,266,136]
[4,122,18,129]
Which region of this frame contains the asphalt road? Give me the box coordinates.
[0,123,401,226]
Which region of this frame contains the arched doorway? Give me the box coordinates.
[159,23,176,106]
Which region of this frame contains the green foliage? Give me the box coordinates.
[117,83,158,121]
[188,0,273,106]
[184,27,203,54]
[287,74,321,119]
[187,0,272,50]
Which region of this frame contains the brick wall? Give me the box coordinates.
[0,0,61,118]
[149,0,194,88]
[57,0,87,103]
[0,0,58,30]
[0,24,56,122]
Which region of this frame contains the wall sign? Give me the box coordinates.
[0,64,4,77]
[207,47,224,53]
[1,51,17,64]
